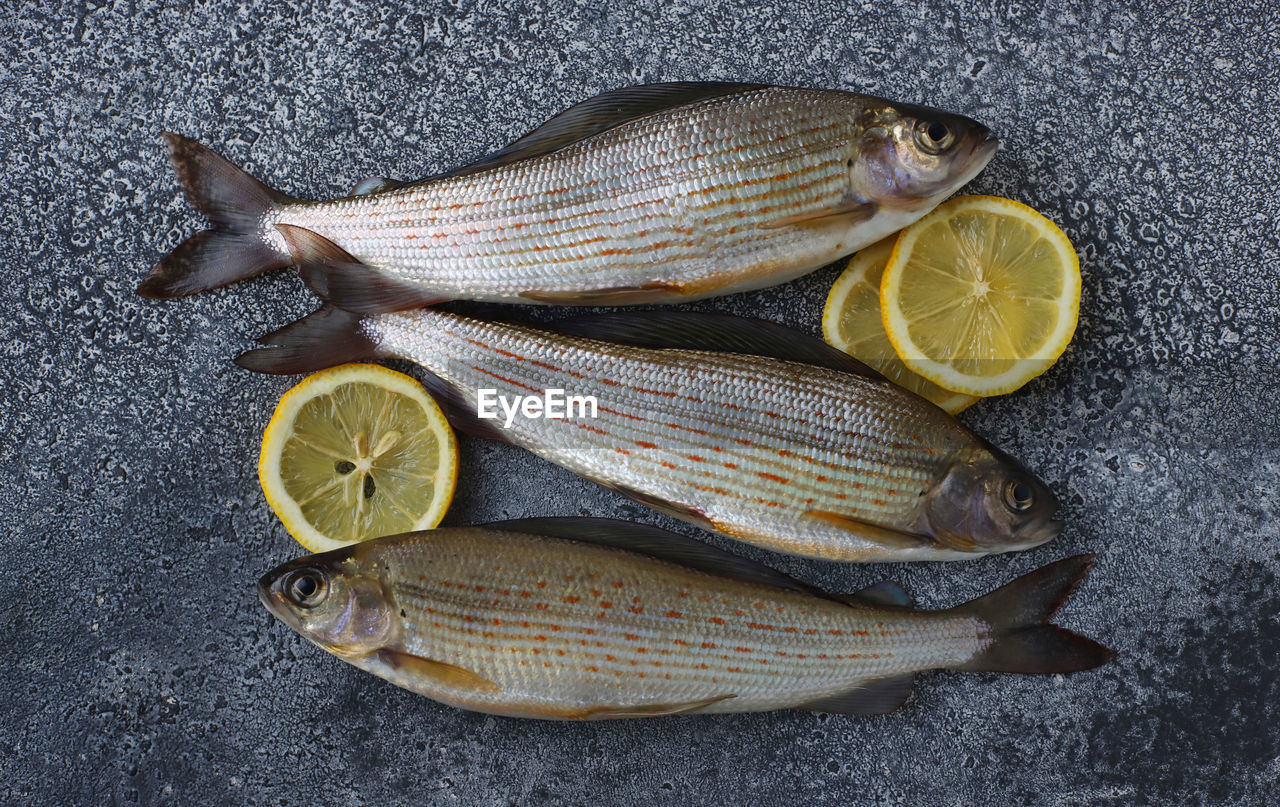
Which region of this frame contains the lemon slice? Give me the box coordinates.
[258,363,458,552]
[823,236,979,414]
[880,195,1081,397]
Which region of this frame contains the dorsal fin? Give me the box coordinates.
[433,83,765,180]
[553,311,887,382]
[482,517,824,597]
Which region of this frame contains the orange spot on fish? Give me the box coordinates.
[665,610,682,619]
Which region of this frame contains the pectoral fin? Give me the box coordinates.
[586,694,736,719]
[806,510,931,551]
[376,648,502,694]
[761,198,878,230]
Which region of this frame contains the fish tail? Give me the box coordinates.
[954,554,1116,674]
[234,306,377,375]
[138,134,296,298]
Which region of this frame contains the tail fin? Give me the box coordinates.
[234,307,377,375]
[138,134,296,298]
[955,555,1116,674]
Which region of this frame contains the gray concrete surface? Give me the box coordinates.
[3,1,1278,804]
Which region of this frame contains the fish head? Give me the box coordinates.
[917,444,1062,555]
[849,101,997,207]
[259,547,399,657]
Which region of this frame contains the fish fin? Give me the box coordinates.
[799,673,915,715]
[235,306,377,375]
[438,83,765,179]
[954,554,1116,674]
[350,176,408,196]
[279,224,451,313]
[139,133,296,298]
[554,311,887,382]
[519,281,688,305]
[483,517,824,597]
[414,372,512,444]
[839,581,914,609]
[594,480,719,532]
[376,648,502,694]
[760,197,878,230]
[586,694,736,719]
[805,511,931,551]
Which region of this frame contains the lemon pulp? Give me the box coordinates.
[823,236,979,414]
[880,195,1081,397]
[258,363,458,553]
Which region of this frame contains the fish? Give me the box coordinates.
[236,305,1061,562]
[138,82,997,308]
[258,518,1114,719]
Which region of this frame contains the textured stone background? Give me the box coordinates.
[4,1,1278,804]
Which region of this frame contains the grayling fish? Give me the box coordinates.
[139,83,996,308]
[259,518,1114,719]
[237,305,1061,563]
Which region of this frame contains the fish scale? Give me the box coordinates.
[261,522,1112,718]
[264,89,934,300]
[362,308,973,561]
[143,84,996,304]
[375,529,983,715]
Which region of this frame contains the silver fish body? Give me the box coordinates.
[238,308,1061,562]
[141,84,996,306]
[259,520,1113,719]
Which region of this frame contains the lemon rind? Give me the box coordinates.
[258,363,459,553]
[880,195,1081,398]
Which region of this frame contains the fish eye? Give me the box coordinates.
[285,569,328,607]
[1003,480,1035,512]
[914,120,956,154]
